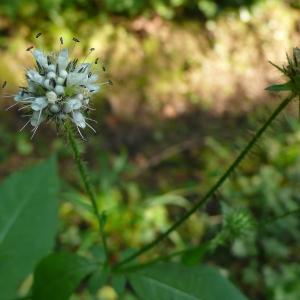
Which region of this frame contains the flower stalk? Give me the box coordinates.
[114,93,295,270]
[65,122,109,265]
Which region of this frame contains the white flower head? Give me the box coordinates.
[5,35,112,139]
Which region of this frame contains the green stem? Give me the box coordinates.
[65,123,109,264]
[298,96,300,121]
[114,243,209,273]
[114,94,294,269]
[260,206,300,227]
[116,203,300,274]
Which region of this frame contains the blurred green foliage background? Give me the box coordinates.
[1,0,300,299]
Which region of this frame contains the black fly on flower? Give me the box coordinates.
[3,34,112,139]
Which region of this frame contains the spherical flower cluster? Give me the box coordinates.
[10,41,109,138]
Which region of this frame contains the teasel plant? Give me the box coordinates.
[112,48,300,270]
[2,41,300,299]
[2,33,112,267]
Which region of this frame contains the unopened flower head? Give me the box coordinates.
[282,47,300,79]
[5,35,111,138]
[267,47,300,94]
[209,209,255,251]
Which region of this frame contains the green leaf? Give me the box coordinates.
[112,275,126,296]
[88,264,108,294]
[0,157,59,300]
[265,82,293,92]
[128,263,248,300]
[181,243,210,265]
[32,252,98,300]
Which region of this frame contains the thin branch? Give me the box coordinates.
[260,206,300,228]
[114,94,295,269]
[115,204,300,273]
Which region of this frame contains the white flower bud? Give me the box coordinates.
[55,85,64,95]
[47,72,56,79]
[46,91,57,104]
[47,64,56,72]
[44,79,52,90]
[49,104,60,113]
[59,70,68,78]
[56,77,64,85]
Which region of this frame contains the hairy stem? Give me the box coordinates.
[65,123,109,264]
[114,94,294,269]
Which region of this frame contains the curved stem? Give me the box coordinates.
[116,203,300,274]
[114,94,294,269]
[114,244,208,273]
[65,123,109,264]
